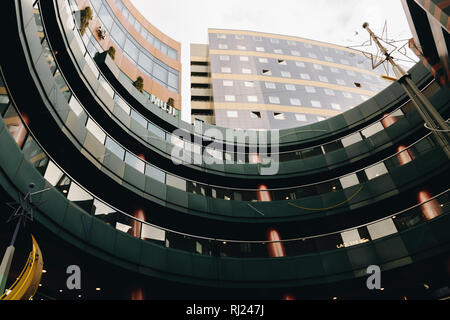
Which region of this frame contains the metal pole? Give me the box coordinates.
[363,23,450,159]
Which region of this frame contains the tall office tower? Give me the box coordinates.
[402,0,450,87]
[191,29,394,130]
[0,0,449,301]
[190,44,214,124]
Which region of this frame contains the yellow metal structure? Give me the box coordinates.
[0,235,43,300]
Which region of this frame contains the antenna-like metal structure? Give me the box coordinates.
[362,22,450,159]
[0,183,50,294]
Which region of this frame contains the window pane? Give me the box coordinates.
[125,152,145,173]
[138,52,153,74]
[98,5,114,30]
[105,136,125,159]
[124,38,139,62]
[145,165,165,183]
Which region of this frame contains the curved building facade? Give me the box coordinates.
[0,0,449,301]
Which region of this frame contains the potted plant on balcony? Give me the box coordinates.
[107,46,116,60]
[133,76,144,93]
[80,7,93,36]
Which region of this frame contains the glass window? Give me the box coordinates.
[221,67,231,73]
[160,43,168,55]
[274,49,283,54]
[305,86,316,93]
[313,64,323,70]
[105,136,125,159]
[138,53,153,74]
[67,183,93,202]
[300,73,311,80]
[98,76,114,98]
[242,68,252,74]
[367,219,398,240]
[285,84,296,91]
[290,98,301,106]
[291,51,300,56]
[168,72,178,90]
[361,122,384,138]
[223,80,234,87]
[168,48,177,60]
[311,100,322,108]
[256,47,265,52]
[308,53,318,59]
[295,114,307,122]
[124,38,139,62]
[92,199,116,216]
[319,76,329,83]
[324,89,335,96]
[269,96,280,104]
[219,55,230,61]
[336,79,346,85]
[131,110,147,127]
[341,132,363,147]
[148,123,165,139]
[86,119,106,144]
[281,71,291,78]
[265,82,276,89]
[153,38,161,51]
[259,58,268,63]
[247,96,258,102]
[274,113,285,120]
[331,103,341,110]
[340,174,359,189]
[153,62,168,83]
[98,5,114,30]
[237,45,247,50]
[44,161,63,186]
[145,165,165,183]
[240,56,249,61]
[343,92,353,99]
[114,95,130,114]
[111,22,126,47]
[166,174,186,191]
[218,44,228,49]
[244,81,255,87]
[330,67,340,73]
[225,95,236,102]
[69,96,84,117]
[125,152,145,173]
[365,162,388,180]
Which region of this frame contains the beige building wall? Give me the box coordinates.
[190,44,215,124]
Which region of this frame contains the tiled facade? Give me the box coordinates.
[206,29,393,130]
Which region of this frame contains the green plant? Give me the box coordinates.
[133,76,144,93]
[107,46,116,60]
[80,7,93,36]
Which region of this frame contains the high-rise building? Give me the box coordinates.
[191,29,394,130]
[0,0,449,302]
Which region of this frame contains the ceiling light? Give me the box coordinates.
[96,288,101,291]
[42,270,47,273]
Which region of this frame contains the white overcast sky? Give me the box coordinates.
[129,0,414,123]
